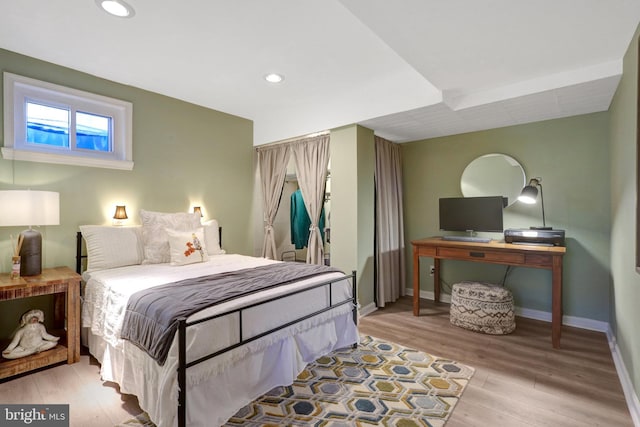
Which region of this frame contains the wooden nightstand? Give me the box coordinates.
[0,266,81,380]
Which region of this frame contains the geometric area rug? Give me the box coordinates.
[116,335,474,427]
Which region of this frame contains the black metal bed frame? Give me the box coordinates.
[76,231,358,427]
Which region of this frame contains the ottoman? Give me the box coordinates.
[450,281,515,334]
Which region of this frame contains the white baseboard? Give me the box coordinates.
[515,306,610,333]
[405,288,452,304]
[405,287,640,425]
[404,287,609,332]
[358,301,377,318]
[607,328,640,426]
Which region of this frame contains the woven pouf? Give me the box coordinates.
[450,281,515,334]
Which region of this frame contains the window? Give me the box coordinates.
[2,72,133,170]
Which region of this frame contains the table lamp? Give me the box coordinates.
[518,177,552,230]
[113,205,128,226]
[0,190,60,276]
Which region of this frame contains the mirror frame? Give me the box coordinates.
[460,153,526,207]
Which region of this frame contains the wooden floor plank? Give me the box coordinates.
[0,372,41,403]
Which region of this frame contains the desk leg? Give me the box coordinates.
[552,255,563,349]
[433,258,441,303]
[413,246,420,316]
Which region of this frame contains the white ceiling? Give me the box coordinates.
[1,0,639,145]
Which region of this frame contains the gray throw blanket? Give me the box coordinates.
[121,262,341,365]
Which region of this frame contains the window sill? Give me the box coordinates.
[1,147,134,171]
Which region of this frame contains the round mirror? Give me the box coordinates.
[461,153,526,207]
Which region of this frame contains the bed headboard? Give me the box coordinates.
[75,227,223,274]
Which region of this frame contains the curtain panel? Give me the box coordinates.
[256,144,291,259]
[374,136,406,306]
[291,135,330,265]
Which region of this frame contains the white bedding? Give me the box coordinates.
[81,254,359,427]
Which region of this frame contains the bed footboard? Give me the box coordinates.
[176,270,357,427]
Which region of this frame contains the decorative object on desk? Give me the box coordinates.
[518,177,552,230]
[0,190,60,276]
[116,335,474,427]
[450,281,515,335]
[2,309,59,359]
[113,205,128,226]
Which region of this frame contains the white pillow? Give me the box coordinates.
[140,209,202,264]
[79,225,143,272]
[166,228,209,266]
[202,219,226,255]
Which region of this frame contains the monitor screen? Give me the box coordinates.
[439,196,505,232]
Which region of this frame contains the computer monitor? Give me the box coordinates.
[439,196,505,233]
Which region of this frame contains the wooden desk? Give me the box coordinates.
[0,266,81,379]
[412,237,566,348]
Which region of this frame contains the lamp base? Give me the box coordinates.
[19,229,42,276]
[530,226,553,230]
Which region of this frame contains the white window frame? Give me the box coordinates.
[2,72,134,170]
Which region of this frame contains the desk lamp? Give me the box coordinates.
[518,177,552,230]
[0,190,60,276]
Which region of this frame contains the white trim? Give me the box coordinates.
[1,147,134,170]
[2,72,133,170]
[514,306,610,333]
[607,328,640,426]
[404,287,609,331]
[358,302,377,318]
[404,287,451,304]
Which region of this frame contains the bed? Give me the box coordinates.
[77,210,359,427]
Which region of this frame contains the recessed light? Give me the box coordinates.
[264,73,284,83]
[96,0,135,18]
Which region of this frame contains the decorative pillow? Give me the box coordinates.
[140,209,202,264]
[202,219,226,255]
[166,228,209,265]
[79,225,144,272]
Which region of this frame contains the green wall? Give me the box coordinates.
[403,112,611,321]
[330,125,375,308]
[609,25,640,400]
[0,49,254,335]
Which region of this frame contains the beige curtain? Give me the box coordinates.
[257,144,291,259]
[375,136,405,307]
[291,135,330,264]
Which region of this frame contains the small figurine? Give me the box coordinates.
[2,309,59,359]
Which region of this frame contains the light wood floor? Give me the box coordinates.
[359,297,633,427]
[0,296,633,426]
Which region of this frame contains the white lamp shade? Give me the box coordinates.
[0,190,60,226]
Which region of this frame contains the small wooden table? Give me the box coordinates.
[0,266,81,379]
[412,237,566,348]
